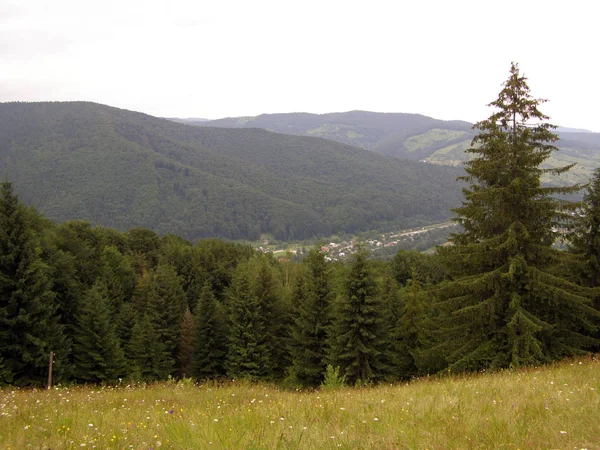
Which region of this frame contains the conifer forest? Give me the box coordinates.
[1,63,599,388]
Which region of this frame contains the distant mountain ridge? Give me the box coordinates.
[180,111,600,185]
[0,102,463,240]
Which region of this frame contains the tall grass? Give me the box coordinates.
[1,357,598,449]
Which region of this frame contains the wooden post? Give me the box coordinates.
[47,351,54,390]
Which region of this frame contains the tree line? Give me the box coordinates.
[1,63,599,387]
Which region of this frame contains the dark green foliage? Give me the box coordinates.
[392,250,447,286]
[330,249,388,385]
[0,182,67,385]
[0,102,462,241]
[72,284,126,382]
[191,283,228,380]
[571,168,600,289]
[226,262,272,380]
[126,313,171,381]
[433,63,598,372]
[147,264,187,376]
[393,276,428,378]
[178,308,195,378]
[289,250,333,386]
[251,256,290,380]
[98,245,136,318]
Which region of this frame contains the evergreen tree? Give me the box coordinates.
[0,182,66,385]
[252,256,289,380]
[571,168,600,289]
[393,274,427,379]
[146,264,187,376]
[226,262,271,380]
[98,245,136,319]
[72,284,126,382]
[434,63,598,372]
[126,313,171,381]
[191,282,228,380]
[330,249,387,385]
[178,308,195,378]
[289,249,333,386]
[570,168,600,348]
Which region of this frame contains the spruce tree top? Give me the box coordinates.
[453,62,579,250]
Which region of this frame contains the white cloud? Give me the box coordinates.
[1,0,599,130]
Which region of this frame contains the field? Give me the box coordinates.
[1,358,599,449]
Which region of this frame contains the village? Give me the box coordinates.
[256,221,457,260]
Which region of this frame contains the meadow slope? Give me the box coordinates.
[1,357,598,449]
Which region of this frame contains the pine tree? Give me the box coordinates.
[0,182,66,385]
[570,168,600,348]
[434,63,598,372]
[393,274,427,379]
[571,168,600,289]
[72,284,126,382]
[178,308,195,378]
[226,262,271,380]
[126,313,172,381]
[191,282,228,380]
[289,249,333,386]
[330,249,387,385]
[145,264,187,377]
[98,245,136,319]
[251,256,289,380]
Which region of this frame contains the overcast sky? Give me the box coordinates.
[1,0,598,130]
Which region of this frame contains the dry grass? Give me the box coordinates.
[1,357,599,449]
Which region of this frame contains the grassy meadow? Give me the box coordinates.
[1,358,599,449]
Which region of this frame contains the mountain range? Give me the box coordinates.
[0,102,463,241]
[182,111,600,186]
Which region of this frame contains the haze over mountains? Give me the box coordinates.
[182,111,600,186]
[0,102,463,241]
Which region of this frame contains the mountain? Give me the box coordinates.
[0,102,463,241]
[186,111,600,185]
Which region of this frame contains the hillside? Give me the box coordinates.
[184,111,600,185]
[0,102,463,240]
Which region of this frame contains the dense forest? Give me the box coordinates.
[1,64,599,388]
[0,102,462,241]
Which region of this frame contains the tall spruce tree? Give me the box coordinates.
[570,168,600,289]
[191,282,228,380]
[0,182,67,385]
[252,256,289,380]
[148,264,187,376]
[330,249,387,385]
[126,313,172,381]
[392,274,427,379]
[178,308,195,378]
[570,168,600,348]
[434,63,598,371]
[72,284,126,382]
[289,249,333,386]
[226,262,271,380]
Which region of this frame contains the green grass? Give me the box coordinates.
[1,358,599,449]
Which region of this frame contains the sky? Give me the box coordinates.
[1,0,599,131]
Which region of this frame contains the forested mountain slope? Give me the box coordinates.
[185,111,600,185]
[0,102,463,240]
